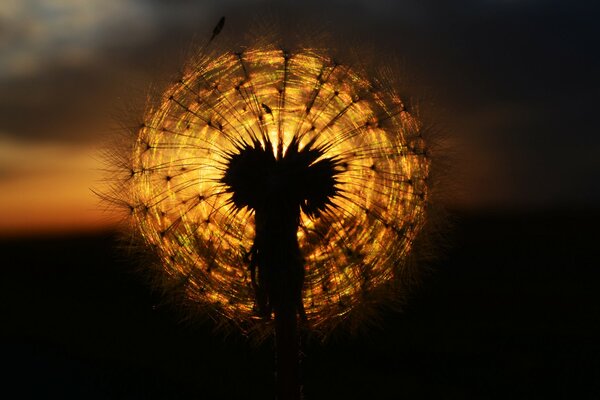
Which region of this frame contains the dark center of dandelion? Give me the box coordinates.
[221,136,340,318]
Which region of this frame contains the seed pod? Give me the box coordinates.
[114,44,431,337]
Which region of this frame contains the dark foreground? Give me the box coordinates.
[2,210,599,399]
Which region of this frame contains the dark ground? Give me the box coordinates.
[2,210,599,399]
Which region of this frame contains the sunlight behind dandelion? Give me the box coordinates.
[116,46,430,332]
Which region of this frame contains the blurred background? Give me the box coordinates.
[1,0,599,398]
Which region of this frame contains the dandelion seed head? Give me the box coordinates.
[124,46,430,334]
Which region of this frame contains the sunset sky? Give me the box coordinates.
[2,4,599,398]
[1,0,598,235]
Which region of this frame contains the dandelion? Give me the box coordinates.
[106,26,432,399]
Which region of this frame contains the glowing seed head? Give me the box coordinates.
[127,46,430,334]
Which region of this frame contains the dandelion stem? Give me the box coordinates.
[274,304,301,400]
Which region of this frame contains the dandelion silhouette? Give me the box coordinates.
[114,36,430,399]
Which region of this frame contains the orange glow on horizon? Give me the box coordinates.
[0,138,120,237]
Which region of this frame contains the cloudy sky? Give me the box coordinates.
[0,0,598,234]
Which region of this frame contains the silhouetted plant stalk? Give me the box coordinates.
[103,23,433,400]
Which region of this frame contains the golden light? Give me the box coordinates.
[116,46,430,334]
